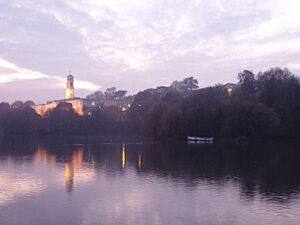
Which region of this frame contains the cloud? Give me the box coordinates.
[233,0,300,41]
[53,76,101,91]
[215,1,226,13]
[0,58,48,83]
[286,63,300,71]
[1,0,300,101]
[0,57,100,91]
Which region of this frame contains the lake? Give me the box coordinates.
[1,137,300,225]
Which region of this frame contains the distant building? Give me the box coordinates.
[32,72,91,116]
[32,97,86,116]
[32,72,133,117]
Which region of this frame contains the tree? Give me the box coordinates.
[86,91,105,100]
[87,88,128,101]
[170,77,199,95]
[238,70,256,96]
[257,68,298,106]
[11,100,24,109]
[181,86,226,137]
[182,77,199,90]
[86,106,123,134]
[114,90,127,99]
[161,90,184,104]
[256,67,300,136]
[43,102,80,134]
[24,100,35,107]
[0,102,40,134]
[145,103,182,137]
[222,100,279,138]
[105,87,117,99]
[160,104,183,137]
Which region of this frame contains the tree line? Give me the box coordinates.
[1,67,300,139]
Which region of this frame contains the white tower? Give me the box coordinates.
[66,73,74,99]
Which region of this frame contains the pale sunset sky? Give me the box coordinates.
[0,0,300,102]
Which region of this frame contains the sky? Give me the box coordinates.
[1,0,300,103]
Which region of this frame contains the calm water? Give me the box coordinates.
[1,137,300,225]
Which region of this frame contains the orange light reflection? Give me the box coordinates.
[122,144,126,169]
[138,154,142,170]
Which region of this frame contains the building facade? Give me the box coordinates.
[32,73,88,116]
[32,73,133,117]
[32,98,86,116]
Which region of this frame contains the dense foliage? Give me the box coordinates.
[1,68,300,139]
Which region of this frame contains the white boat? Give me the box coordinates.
[187,136,214,143]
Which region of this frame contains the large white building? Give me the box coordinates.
[32,74,88,116]
[32,73,133,117]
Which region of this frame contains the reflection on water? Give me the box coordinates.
[65,148,84,192]
[122,144,126,169]
[0,138,300,225]
[65,161,74,192]
[34,145,56,167]
[0,173,44,206]
[137,154,142,171]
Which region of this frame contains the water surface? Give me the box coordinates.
[1,137,300,225]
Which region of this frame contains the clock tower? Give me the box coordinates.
[66,73,74,99]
